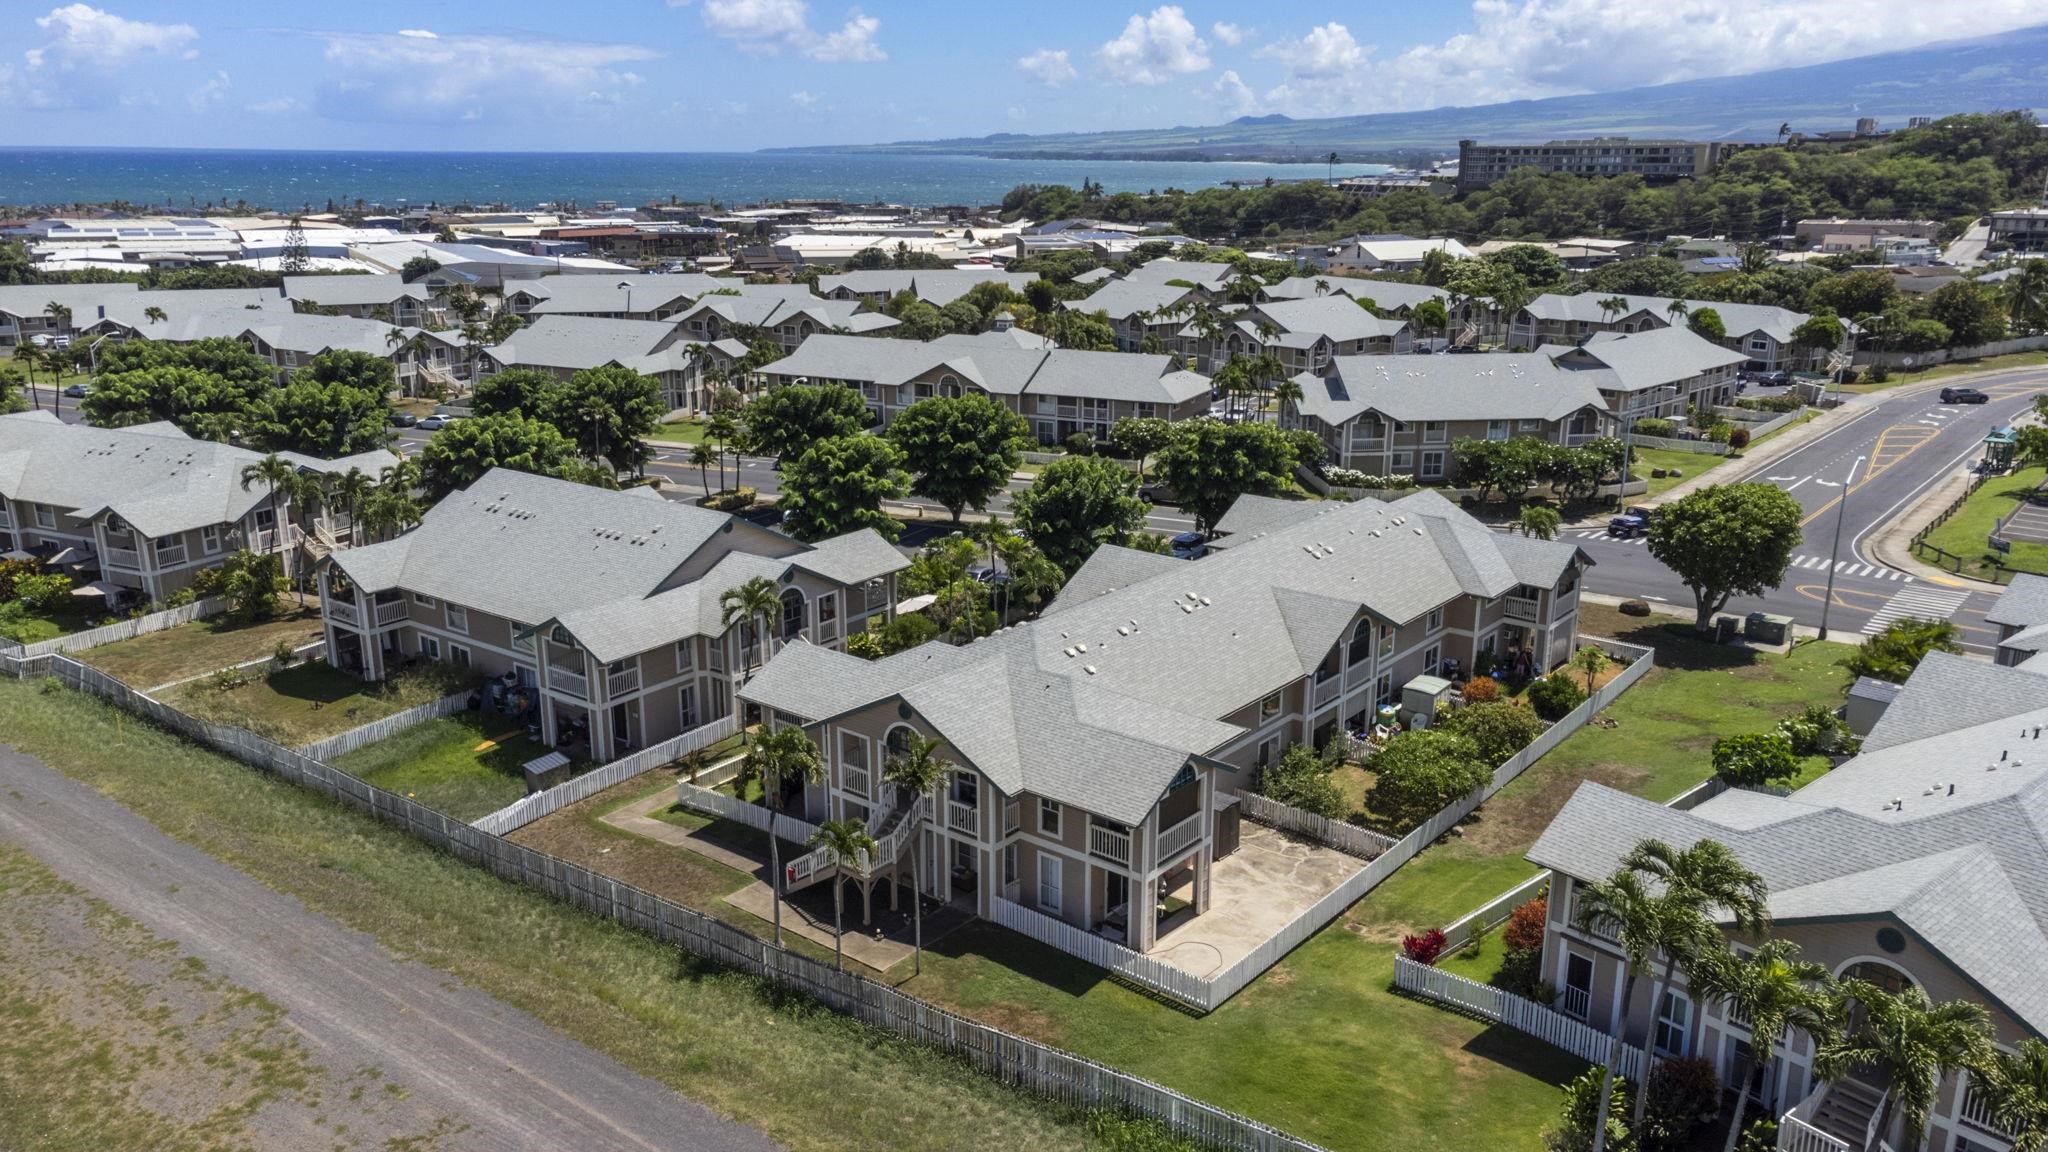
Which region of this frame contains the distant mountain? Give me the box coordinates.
[770,26,2048,162]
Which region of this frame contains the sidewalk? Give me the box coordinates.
[1867,466,1994,589]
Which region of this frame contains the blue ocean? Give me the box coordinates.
[0,148,1393,211]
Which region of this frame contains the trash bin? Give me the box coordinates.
[1745,612,1791,645]
[1714,615,1740,644]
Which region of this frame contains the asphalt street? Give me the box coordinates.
[1571,370,2048,651]
[0,744,783,1152]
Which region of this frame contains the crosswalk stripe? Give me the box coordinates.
[1862,586,1972,634]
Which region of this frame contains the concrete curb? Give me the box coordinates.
[1580,591,1848,645]
[1867,467,1986,589]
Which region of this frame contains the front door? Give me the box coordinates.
[1562,951,1594,1020]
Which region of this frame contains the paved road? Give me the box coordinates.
[1573,371,2048,650]
[0,745,782,1152]
[1944,220,1991,268]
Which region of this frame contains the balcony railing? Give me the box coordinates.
[327,600,360,626]
[843,765,870,797]
[948,799,977,834]
[1314,673,1341,706]
[1559,984,1591,1020]
[549,667,589,700]
[1089,823,1132,865]
[1570,893,1619,941]
[605,665,641,697]
[154,544,188,567]
[104,546,142,570]
[1960,1083,2013,1137]
[372,600,408,626]
[1157,811,1203,861]
[1504,596,1540,622]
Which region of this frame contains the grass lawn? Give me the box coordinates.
[334,710,558,821]
[78,609,324,689]
[646,420,709,445]
[0,598,101,644]
[888,612,1854,1152]
[1919,464,2048,580]
[1836,349,2048,393]
[0,680,1151,1152]
[160,660,474,747]
[1632,446,1723,499]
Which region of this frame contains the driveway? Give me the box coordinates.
[0,745,782,1152]
[1149,822,1363,979]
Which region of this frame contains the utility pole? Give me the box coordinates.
[1816,453,1865,642]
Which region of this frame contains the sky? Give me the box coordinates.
[3,0,2047,152]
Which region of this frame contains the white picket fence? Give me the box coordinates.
[472,715,740,836]
[997,639,1656,1012]
[0,651,1328,1152]
[673,780,821,843]
[0,596,228,659]
[294,690,472,761]
[1235,791,1397,859]
[1395,955,1645,1082]
[1441,874,1550,953]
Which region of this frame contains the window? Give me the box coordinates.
[1487,420,1510,440]
[1423,644,1441,676]
[675,639,694,673]
[449,644,472,669]
[445,605,468,634]
[1260,692,1282,719]
[1519,418,1543,431]
[1654,990,1691,1058]
[512,621,535,654]
[1426,607,1444,633]
[412,592,438,608]
[34,504,55,529]
[779,588,805,640]
[1004,843,1018,886]
[817,594,837,625]
[1390,451,1414,471]
[1420,450,1445,479]
[1379,623,1395,658]
[200,525,221,555]
[1348,618,1373,667]
[1040,798,1061,836]
[1422,421,1447,443]
[1375,672,1394,706]
[1562,952,1594,1020]
[678,685,699,729]
[1036,853,1062,914]
[419,635,441,661]
[1391,420,1410,433]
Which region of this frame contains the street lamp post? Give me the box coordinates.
[1816,453,1866,642]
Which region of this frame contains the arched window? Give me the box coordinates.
[1349,617,1374,666]
[779,588,805,639]
[884,725,917,766]
[1840,959,1915,996]
[938,374,962,399]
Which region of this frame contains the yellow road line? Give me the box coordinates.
[1799,424,1943,529]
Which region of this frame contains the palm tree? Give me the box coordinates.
[2005,259,2048,334]
[688,441,717,501]
[11,342,44,413]
[1815,981,1995,1152]
[741,726,826,948]
[1665,299,1690,328]
[1618,838,1772,1128]
[1597,296,1632,330]
[1273,377,1304,429]
[808,818,879,970]
[1777,121,1792,145]
[1573,868,1716,1152]
[719,575,781,687]
[1326,151,1340,185]
[1688,941,1833,1152]
[678,746,712,785]
[882,731,950,976]
[241,453,307,604]
[142,305,167,327]
[44,302,71,336]
[326,466,376,543]
[1515,505,1561,540]
[1973,1038,2048,1152]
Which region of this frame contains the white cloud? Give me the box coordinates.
[28,5,197,69]
[695,0,885,61]
[1257,22,1363,79]
[315,30,659,123]
[1016,48,1077,87]
[788,88,820,108]
[187,69,228,110]
[1209,69,1263,117]
[1096,6,1210,85]
[1251,0,2048,118]
[246,96,303,115]
[396,28,437,39]
[1210,22,1247,46]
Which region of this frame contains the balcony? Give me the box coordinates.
[549,667,589,700]
[843,765,870,797]
[327,600,360,626]
[1088,823,1131,865]
[155,544,188,567]
[1157,811,1203,861]
[1559,983,1591,1020]
[948,799,977,835]
[605,665,641,698]
[372,600,408,626]
[104,546,142,570]
[1314,672,1341,707]
[1504,596,1540,622]
[1960,1084,2013,1138]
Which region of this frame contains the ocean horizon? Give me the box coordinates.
[0,147,1394,212]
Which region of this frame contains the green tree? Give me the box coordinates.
[1840,617,1961,683]
[1570,644,1610,695]
[719,575,781,681]
[1789,310,1846,357]
[744,382,872,461]
[807,818,880,971]
[887,394,1029,522]
[1972,1038,2048,1152]
[300,348,394,395]
[1367,729,1489,832]
[1257,743,1346,818]
[1687,307,1726,342]
[2004,259,2048,333]
[740,726,827,948]
[561,364,663,475]
[1438,700,1545,766]
[1009,455,1150,575]
[1815,982,1993,1152]
[418,412,604,496]
[1108,416,1173,481]
[1711,731,1801,789]
[210,550,288,623]
[258,374,392,457]
[1154,419,1299,534]
[1026,308,1117,351]
[1646,483,1803,631]
[471,367,567,420]
[1688,941,1833,1152]
[779,434,910,543]
[882,730,952,974]
[1926,280,2007,347]
[1515,505,1562,540]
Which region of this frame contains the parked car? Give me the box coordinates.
[418,414,457,430]
[1607,506,1656,538]
[62,382,89,398]
[1940,387,1989,405]
[1749,370,1789,387]
[967,563,1010,586]
[388,411,419,427]
[1170,531,1208,560]
[1138,482,1181,506]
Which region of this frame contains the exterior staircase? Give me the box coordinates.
[1811,1079,1886,1149]
[298,522,344,565]
[782,791,924,894]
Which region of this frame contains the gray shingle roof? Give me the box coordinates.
[1530,652,2048,1039]
[758,334,1210,406]
[1521,293,1822,345]
[744,488,1582,822]
[281,273,427,308]
[1121,259,1239,289]
[816,269,1036,306]
[1066,280,1195,322]
[1293,353,1610,426]
[242,312,414,357]
[520,272,735,315]
[483,315,736,376]
[1550,326,1746,393]
[1252,297,1408,343]
[1986,573,2048,628]
[1045,545,1188,614]
[1265,277,1448,312]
